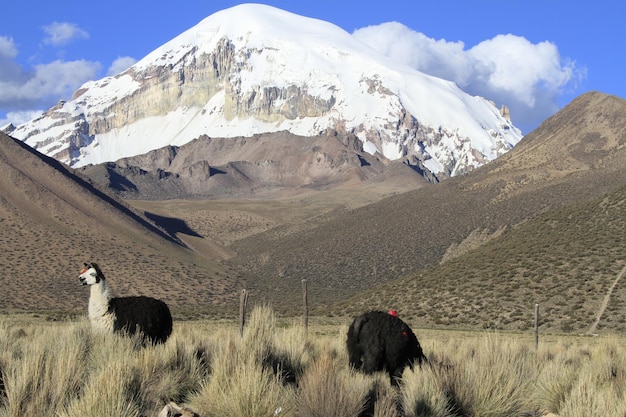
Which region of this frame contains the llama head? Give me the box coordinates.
[79,262,104,285]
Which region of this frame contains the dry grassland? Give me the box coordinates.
[0,306,624,417]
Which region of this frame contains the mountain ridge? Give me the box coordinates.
[7,3,521,183]
[2,86,625,332]
[78,129,429,200]
[0,0,620,330]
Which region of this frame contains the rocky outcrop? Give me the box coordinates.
[75,38,337,136]
[501,105,511,121]
[79,130,427,200]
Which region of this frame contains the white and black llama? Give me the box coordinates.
[78,262,173,344]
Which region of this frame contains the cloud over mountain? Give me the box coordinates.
[353,22,585,133]
[107,56,137,76]
[0,35,100,119]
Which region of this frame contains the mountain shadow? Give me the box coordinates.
[144,212,203,239]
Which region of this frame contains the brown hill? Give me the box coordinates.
[0,132,237,317]
[204,92,626,332]
[79,129,428,200]
[352,181,626,334]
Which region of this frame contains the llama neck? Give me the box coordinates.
[88,279,111,319]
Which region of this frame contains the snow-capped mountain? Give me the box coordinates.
[7,3,522,178]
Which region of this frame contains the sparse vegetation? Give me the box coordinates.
[0,306,624,416]
[327,185,626,334]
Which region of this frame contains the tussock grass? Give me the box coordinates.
[0,321,90,416]
[297,352,370,417]
[0,309,624,416]
[555,337,626,417]
[456,334,534,415]
[189,306,298,417]
[400,364,452,417]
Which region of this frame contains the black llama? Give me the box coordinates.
[347,310,426,385]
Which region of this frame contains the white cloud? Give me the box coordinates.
[353,22,477,87]
[0,36,100,124]
[0,37,23,82]
[0,60,100,106]
[467,35,576,105]
[353,22,585,133]
[107,56,137,76]
[42,22,89,46]
[0,36,17,58]
[1,110,43,128]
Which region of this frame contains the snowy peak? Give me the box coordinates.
[135,3,359,68]
[8,3,522,179]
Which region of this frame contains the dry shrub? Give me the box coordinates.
[241,304,276,361]
[297,352,369,417]
[1,314,625,416]
[195,357,295,417]
[57,327,142,417]
[434,333,535,417]
[128,337,208,414]
[189,305,297,417]
[531,357,577,414]
[558,373,626,417]
[1,319,208,417]
[400,364,453,417]
[530,346,580,414]
[59,360,141,417]
[557,337,626,417]
[0,322,90,417]
[371,380,402,417]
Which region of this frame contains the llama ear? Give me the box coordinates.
[90,263,102,278]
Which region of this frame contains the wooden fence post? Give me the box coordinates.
[534,303,539,350]
[239,289,248,337]
[302,279,308,334]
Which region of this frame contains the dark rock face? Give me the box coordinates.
[79,130,426,199]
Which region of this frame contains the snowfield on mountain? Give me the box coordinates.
[7,4,522,179]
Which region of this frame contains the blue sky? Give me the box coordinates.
[1,1,623,134]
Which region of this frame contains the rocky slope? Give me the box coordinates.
[2,91,626,334]
[79,129,428,199]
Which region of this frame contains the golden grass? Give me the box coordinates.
[0,307,624,417]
